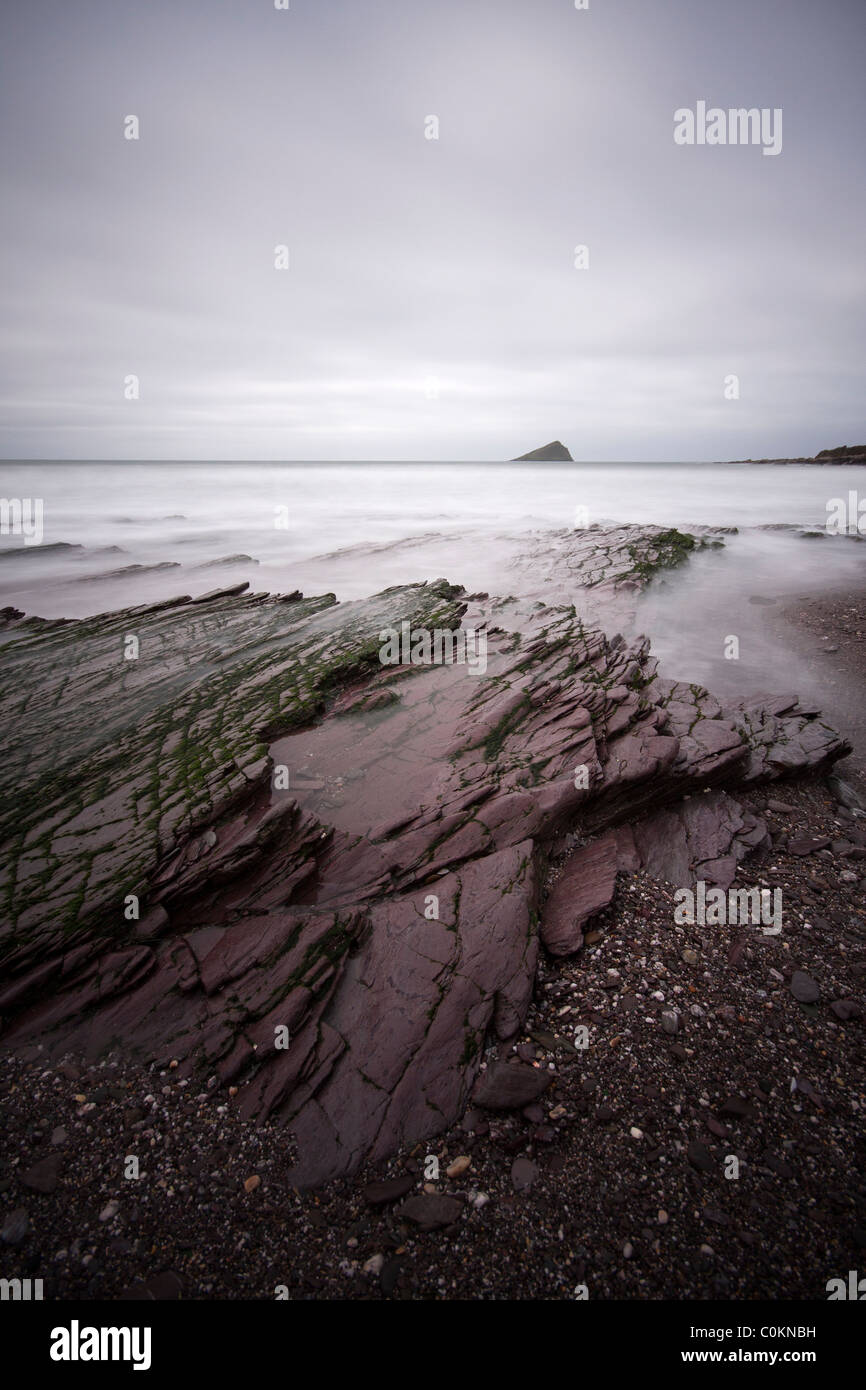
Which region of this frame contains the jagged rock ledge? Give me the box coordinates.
[0,528,850,1187]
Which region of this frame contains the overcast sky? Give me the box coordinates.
[1,0,864,461]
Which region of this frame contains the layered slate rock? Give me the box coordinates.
[0,579,466,983]
[626,790,770,890]
[0,528,851,1186]
[541,835,618,956]
[537,789,772,960]
[270,844,540,1184]
[503,528,735,643]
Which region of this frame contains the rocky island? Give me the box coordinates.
[511,440,573,461]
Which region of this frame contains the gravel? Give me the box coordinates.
[1,776,863,1301]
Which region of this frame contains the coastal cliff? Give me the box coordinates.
[722,444,866,465]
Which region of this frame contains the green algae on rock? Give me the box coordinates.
[0,529,852,1187]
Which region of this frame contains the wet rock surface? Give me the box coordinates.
[0,526,855,1196]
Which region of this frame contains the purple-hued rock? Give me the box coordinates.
[0,530,852,1188]
[511,1157,540,1191]
[399,1194,464,1230]
[363,1175,415,1206]
[790,971,821,1003]
[541,833,618,956]
[473,1060,553,1111]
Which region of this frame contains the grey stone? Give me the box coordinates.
[790,971,821,1004]
[511,1157,539,1192]
[399,1194,464,1230]
[474,1061,553,1111]
[1,1207,29,1244]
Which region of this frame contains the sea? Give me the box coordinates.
[1,460,864,753]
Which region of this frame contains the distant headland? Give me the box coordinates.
[719,444,866,466]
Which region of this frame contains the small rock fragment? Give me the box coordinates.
[510,1157,539,1192]
[830,999,861,1021]
[446,1156,472,1180]
[687,1141,715,1173]
[1,1207,29,1245]
[400,1194,464,1231]
[473,1060,553,1110]
[790,971,820,1004]
[787,837,831,857]
[20,1154,62,1194]
[363,1174,414,1206]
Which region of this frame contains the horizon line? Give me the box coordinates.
[0,456,831,467]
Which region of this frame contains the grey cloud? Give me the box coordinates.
[0,0,864,460]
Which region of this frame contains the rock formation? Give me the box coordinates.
[721,443,866,465]
[0,528,850,1187]
[512,441,573,462]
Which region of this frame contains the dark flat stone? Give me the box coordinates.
[790,971,820,1003]
[363,1174,415,1207]
[20,1153,62,1194]
[399,1194,464,1231]
[687,1141,715,1174]
[473,1061,553,1110]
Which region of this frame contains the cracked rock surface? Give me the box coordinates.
[0,527,851,1186]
